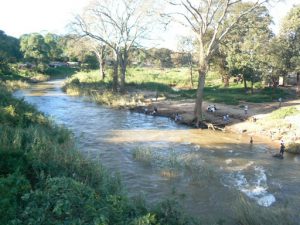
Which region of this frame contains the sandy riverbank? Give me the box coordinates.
[130,94,300,146]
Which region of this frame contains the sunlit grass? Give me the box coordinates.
[64,67,293,106]
[268,106,300,119]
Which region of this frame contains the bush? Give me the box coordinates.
[20,177,107,225]
[286,143,300,154]
[0,174,31,224]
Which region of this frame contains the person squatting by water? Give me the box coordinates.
[175,113,182,122]
[223,114,230,123]
[250,137,253,144]
[279,140,285,156]
[151,106,158,115]
[244,105,248,115]
[207,104,217,112]
[278,97,282,107]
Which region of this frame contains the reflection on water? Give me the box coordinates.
[14,80,300,224]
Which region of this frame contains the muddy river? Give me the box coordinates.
[15,80,300,224]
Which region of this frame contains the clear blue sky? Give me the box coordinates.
[0,0,299,49]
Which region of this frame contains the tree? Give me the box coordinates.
[20,33,49,71]
[279,5,300,92]
[223,4,273,92]
[177,36,195,87]
[0,30,22,74]
[44,33,63,61]
[167,0,276,124]
[73,0,158,92]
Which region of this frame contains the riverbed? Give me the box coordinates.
[14,80,300,224]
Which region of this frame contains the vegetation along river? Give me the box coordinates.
[15,80,300,224]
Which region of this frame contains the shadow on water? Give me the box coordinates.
[14,79,300,224]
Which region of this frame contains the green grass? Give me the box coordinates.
[64,67,292,106]
[268,106,300,119]
[1,65,77,84]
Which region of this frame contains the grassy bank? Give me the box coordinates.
[1,65,77,84]
[0,82,197,225]
[63,68,292,106]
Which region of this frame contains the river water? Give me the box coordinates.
[15,80,300,224]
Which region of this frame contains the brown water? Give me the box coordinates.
[15,80,300,224]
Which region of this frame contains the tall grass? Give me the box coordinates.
[233,194,294,225]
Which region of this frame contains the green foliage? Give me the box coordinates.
[286,143,300,154]
[0,173,31,225]
[0,82,198,225]
[131,213,158,225]
[20,33,49,67]
[64,68,292,106]
[280,5,300,72]
[154,200,197,225]
[44,66,77,77]
[0,30,22,74]
[20,177,107,225]
[222,4,272,87]
[268,106,299,119]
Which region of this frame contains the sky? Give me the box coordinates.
[0,0,299,49]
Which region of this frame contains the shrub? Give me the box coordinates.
[286,143,300,154]
[0,174,31,224]
[20,177,107,225]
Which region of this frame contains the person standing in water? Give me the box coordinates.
[279,140,285,156]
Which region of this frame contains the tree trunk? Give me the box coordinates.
[243,75,247,91]
[194,56,208,126]
[112,52,119,92]
[94,46,106,80]
[223,75,230,87]
[297,72,300,93]
[119,51,128,93]
[189,60,193,88]
[100,60,105,80]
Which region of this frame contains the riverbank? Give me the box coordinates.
[133,95,300,145]
[10,78,300,225]
[63,77,300,151]
[0,81,198,224]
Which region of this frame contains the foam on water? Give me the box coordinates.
[228,166,276,207]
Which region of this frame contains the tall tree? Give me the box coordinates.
[44,33,63,61]
[74,0,158,92]
[0,30,21,74]
[167,0,276,124]
[224,4,273,92]
[20,33,49,68]
[279,4,300,92]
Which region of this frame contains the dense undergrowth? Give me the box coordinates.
[0,82,197,225]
